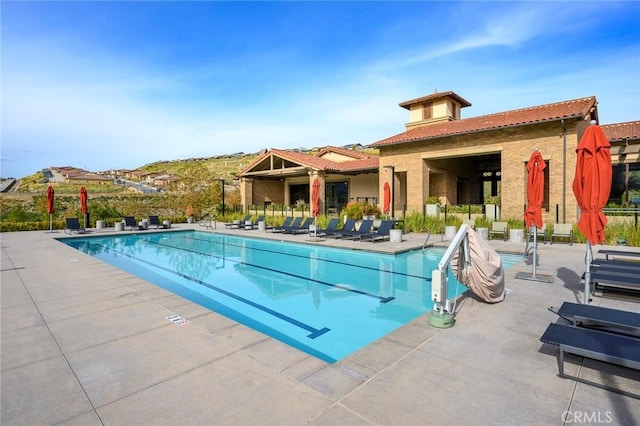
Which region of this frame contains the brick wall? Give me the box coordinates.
[379,118,585,223]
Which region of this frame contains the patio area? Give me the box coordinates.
[2,223,639,425]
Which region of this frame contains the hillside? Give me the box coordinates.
[6,153,259,195]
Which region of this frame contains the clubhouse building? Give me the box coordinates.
[238,91,639,223]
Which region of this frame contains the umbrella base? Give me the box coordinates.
[515,271,554,283]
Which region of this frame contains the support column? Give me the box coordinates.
[240,178,253,211]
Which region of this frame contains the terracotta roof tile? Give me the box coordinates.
[238,146,378,177]
[317,145,376,160]
[372,96,597,147]
[602,121,640,142]
[399,91,472,109]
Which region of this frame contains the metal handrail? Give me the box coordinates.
[422,221,443,251]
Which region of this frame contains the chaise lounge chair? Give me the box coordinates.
[124,216,141,231]
[272,217,301,233]
[325,218,357,239]
[340,220,375,240]
[243,215,265,230]
[550,301,640,338]
[224,215,252,229]
[148,215,168,229]
[317,218,340,237]
[539,323,640,389]
[284,217,314,234]
[360,220,396,242]
[64,217,85,234]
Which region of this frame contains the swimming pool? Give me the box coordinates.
[62,231,520,362]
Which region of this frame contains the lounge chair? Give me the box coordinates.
[340,220,374,240]
[224,214,252,229]
[284,217,314,234]
[588,270,640,293]
[148,215,167,229]
[325,218,357,239]
[590,258,640,273]
[489,221,508,240]
[123,216,140,231]
[273,217,301,233]
[360,220,396,242]
[597,249,640,261]
[551,223,573,245]
[550,301,640,338]
[64,217,85,234]
[539,323,640,382]
[317,218,340,237]
[243,215,265,230]
[268,217,293,233]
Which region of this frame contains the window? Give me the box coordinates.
[422,103,432,120]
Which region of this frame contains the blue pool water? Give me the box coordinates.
[61,231,521,362]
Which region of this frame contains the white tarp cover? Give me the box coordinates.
[451,227,505,303]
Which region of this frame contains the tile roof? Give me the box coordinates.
[238,146,378,177]
[399,91,472,109]
[602,121,640,142]
[372,96,597,147]
[317,145,374,160]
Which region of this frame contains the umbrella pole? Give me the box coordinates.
[84,213,87,229]
[49,213,53,233]
[532,226,538,276]
[584,241,592,304]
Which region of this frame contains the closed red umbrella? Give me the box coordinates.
[572,124,612,244]
[311,178,320,217]
[80,186,88,228]
[46,186,55,232]
[524,150,545,229]
[383,182,391,215]
[516,150,553,282]
[572,122,611,304]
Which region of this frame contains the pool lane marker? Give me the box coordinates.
[182,234,431,282]
[144,238,395,304]
[89,242,331,339]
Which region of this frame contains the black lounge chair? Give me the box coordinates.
[124,216,141,230]
[285,217,314,234]
[539,323,640,381]
[550,301,640,338]
[224,215,252,229]
[597,249,640,261]
[243,215,265,230]
[148,215,168,229]
[588,270,640,293]
[341,219,374,240]
[64,217,85,234]
[317,218,340,237]
[325,218,357,239]
[590,258,640,272]
[272,217,301,233]
[360,220,396,242]
[267,216,292,232]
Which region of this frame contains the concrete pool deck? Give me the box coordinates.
[2,224,639,425]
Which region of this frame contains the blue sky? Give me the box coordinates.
[2,1,639,179]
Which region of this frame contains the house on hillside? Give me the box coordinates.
[49,166,112,185]
[236,91,639,223]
